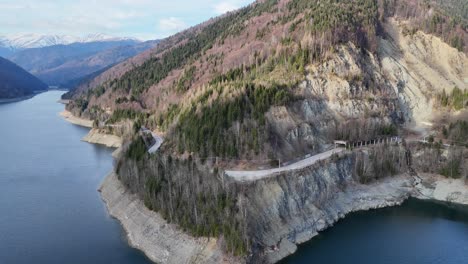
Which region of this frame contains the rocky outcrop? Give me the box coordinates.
[265,20,467,160]
[243,159,468,263]
[414,173,468,205]
[82,128,122,148]
[379,19,468,126]
[99,172,232,264]
[243,157,414,263]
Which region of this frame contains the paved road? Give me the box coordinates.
[225,148,344,182]
[140,127,163,153]
[148,132,163,153]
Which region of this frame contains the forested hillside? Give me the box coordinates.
[68,0,466,159]
[67,0,467,260]
[0,57,48,99]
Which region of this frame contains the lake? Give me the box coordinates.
[0,91,151,264]
[281,198,468,264]
[0,91,467,264]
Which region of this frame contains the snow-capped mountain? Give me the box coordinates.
[0,33,138,50]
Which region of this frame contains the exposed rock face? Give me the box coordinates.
[99,172,233,264]
[265,20,467,160]
[243,157,414,263]
[379,19,468,125]
[99,150,468,264]
[241,160,468,263]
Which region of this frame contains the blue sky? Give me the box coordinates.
[0,0,254,40]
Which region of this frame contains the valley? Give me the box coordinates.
[61,0,467,262]
[1,0,467,263]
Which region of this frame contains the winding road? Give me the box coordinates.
[148,132,163,153]
[140,127,163,153]
[225,148,344,182]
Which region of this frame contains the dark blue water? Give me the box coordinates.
[0,91,151,264]
[1,92,468,264]
[281,198,468,264]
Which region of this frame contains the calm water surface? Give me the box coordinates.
[1,92,467,264]
[0,91,151,263]
[282,199,468,264]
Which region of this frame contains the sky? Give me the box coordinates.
[0,0,255,40]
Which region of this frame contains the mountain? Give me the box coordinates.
[0,33,137,50]
[6,39,157,86]
[0,56,48,100]
[0,47,13,58]
[0,34,152,87]
[31,40,159,87]
[67,0,467,262]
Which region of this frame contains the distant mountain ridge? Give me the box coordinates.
[0,33,138,50]
[5,39,158,86]
[36,40,160,86]
[0,56,48,100]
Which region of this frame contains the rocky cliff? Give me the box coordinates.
[241,154,413,263]
[102,145,468,264]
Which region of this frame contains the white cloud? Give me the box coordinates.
[214,1,240,14]
[159,17,187,32]
[0,1,255,39]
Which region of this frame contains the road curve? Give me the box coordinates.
[148,132,163,153]
[225,148,344,182]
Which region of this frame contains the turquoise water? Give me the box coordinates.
[0,91,151,264]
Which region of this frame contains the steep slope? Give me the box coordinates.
[379,18,467,125]
[7,39,142,85]
[0,57,48,99]
[66,0,467,262]
[68,0,466,160]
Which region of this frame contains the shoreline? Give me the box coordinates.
[99,170,468,264]
[59,110,93,128]
[269,173,468,262]
[0,90,51,104]
[82,128,122,148]
[59,110,122,148]
[266,173,468,263]
[99,172,230,264]
[61,109,468,264]
[0,94,36,104]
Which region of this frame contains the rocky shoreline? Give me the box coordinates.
[414,173,468,205]
[261,176,415,263]
[99,168,468,264]
[99,172,231,264]
[61,109,468,264]
[59,110,122,148]
[264,173,468,263]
